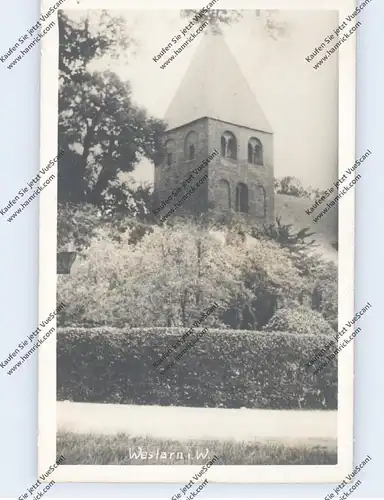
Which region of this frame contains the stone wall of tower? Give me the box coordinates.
[206,118,275,224]
[154,116,275,223]
[154,118,210,217]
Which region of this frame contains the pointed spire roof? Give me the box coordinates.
[165,30,273,133]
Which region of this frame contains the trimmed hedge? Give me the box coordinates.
[57,327,337,410]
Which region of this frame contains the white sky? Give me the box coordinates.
[66,9,339,190]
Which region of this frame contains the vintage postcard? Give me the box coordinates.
[38,0,357,485]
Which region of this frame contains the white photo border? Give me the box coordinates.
[38,0,356,484]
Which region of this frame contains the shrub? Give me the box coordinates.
[57,203,101,253]
[57,327,337,410]
[57,222,305,330]
[277,176,303,197]
[263,305,335,336]
[310,260,338,331]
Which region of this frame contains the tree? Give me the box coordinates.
[256,10,287,40]
[251,216,317,254]
[58,221,305,329]
[57,203,101,252]
[106,180,156,221]
[274,178,280,191]
[306,257,338,330]
[57,216,338,332]
[58,11,166,208]
[222,235,305,329]
[180,9,287,39]
[57,200,156,255]
[58,222,239,327]
[180,9,242,33]
[59,70,165,206]
[59,10,132,83]
[277,176,304,197]
[246,216,338,330]
[130,223,244,327]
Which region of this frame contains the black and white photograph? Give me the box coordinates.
[38,0,356,484]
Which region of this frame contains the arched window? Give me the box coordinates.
[236,183,248,213]
[221,131,237,160]
[248,137,263,165]
[185,131,197,160]
[227,137,236,159]
[255,185,266,217]
[164,139,176,166]
[221,136,226,157]
[247,143,253,164]
[217,179,231,210]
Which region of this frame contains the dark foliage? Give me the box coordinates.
[251,216,317,253]
[276,176,303,197]
[58,11,166,208]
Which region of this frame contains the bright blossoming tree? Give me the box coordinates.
[59,221,310,330]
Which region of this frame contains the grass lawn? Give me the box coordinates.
[57,431,337,465]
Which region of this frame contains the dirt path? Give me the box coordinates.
[57,401,337,446]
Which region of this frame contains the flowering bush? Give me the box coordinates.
[262,304,335,336]
[58,221,306,329]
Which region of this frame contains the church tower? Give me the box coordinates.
[154,29,274,223]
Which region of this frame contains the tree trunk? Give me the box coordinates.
[89,136,116,205]
[81,123,94,176]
